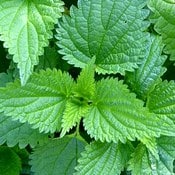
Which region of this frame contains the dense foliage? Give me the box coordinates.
[0,0,175,174]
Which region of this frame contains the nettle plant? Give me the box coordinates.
[0,0,175,174]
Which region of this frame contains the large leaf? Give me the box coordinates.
[128,140,175,175]
[56,0,149,74]
[75,141,133,175]
[0,112,48,148]
[147,80,175,122]
[126,35,166,100]
[0,0,64,85]
[0,69,75,133]
[0,146,22,175]
[30,137,86,175]
[148,0,175,60]
[83,78,175,143]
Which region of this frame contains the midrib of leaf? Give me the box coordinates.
[97,107,124,136]
[98,2,133,61]
[95,1,134,61]
[51,141,70,175]
[99,100,153,132]
[0,0,64,85]
[95,0,117,57]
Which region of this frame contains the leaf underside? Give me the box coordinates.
[0,0,64,85]
[56,0,149,74]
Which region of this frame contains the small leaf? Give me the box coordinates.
[0,146,22,175]
[148,0,175,60]
[61,59,95,137]
[60,100,90,137]
[126,35,166,100]
[0,0,64,85]
[75,141,133,175]
[83,78,175,144]
[56,0,149,74]
[30,136,86,175]
[147,80,175,122]
[74,57,95,100]
[0,112,48,148]
[0,69,75,133]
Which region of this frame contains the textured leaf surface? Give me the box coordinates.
[0,146,21,175]
[61,60,95,137]
[30,137,86,175]
[74,58,95,100]
[140,137,159,159]
[126,35,166,100]
[157,136,175,173]
[75,141,133,175]
[56,0,149,74]
[83,79,175,143]
[148,0,175,60]
[129,141,175,175]
[0,69,75,133]
[61,101,90,137]
[0,112,48,148]
[0,0,64,85]
[147,81,175,122]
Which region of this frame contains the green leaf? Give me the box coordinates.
[0,0,64,85]
[148,0,175,60]
[60,100,90,137]
[0,69,75,133]
[61,59,95,137]
[0,112,48,148]
[147,81,175,122]
[74,57,95,100]
[83,78,175,143]
[140,137,159,159]
[128,141,175,175]
[128,144,153,175]
[35,46,60,71]
[126,35,166,100]
[56,0,149,74]
[0,146,22,175]
[0,73,12,87]
[157,136,175,173]
[75,141,133,175]
[30,136,86,175]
